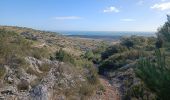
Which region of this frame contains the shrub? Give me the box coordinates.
[136,49,170,100]
[17,79,29,91]
[98,84,106,92]
[30,78,42,88]
[157,15,170,44]
[30,47,49,59]
[8,55,28,69]
[77,59,99,85]
[84,50,94,60]
[156,39,163,48]
[92,54,101,64]
[101,46,118,60]
[26,67,40,76]
[39,63,51,72]
[121,38,134,48]
[125,83,157,100]
[86,66,99,85]
[101,45,127,60]
[80,83,95,97]
[99,50,148,75]
[55,49,75,64]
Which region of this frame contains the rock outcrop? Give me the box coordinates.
[0,57,87,100]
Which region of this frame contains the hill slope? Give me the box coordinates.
[0,26,105,100]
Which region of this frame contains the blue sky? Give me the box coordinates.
[1,0,170,31]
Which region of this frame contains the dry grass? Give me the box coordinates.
[38,63,51,72]
[0,66,5,79]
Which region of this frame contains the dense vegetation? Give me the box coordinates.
[85,15,170,99]
[96,36,156,76]
[54,48,99,84]
[136,15,170,100]
[136,49,170,99]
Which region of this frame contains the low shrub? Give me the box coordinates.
[17,79,29,91]
[84,50,94,60]
[121,38,134,48]
[86,67,99,85]
[30,78,42,88]
[80,83,95,97]
[30,47,49,59]
[99,50,148,75]
[26,67,40,76]
[125,83,157,100]
[55,49,75,64]
[39,63,51,72]
[98,84,106,92]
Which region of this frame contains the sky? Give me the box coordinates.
[0,0,170,32]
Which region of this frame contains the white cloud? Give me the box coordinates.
[54,16,82,20]
[103,6,119,13]
[151,2,170,11]
[121,19,136,22]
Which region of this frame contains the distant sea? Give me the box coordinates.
[56,31,156,40]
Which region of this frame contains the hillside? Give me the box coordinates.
[0,26,108,100]
[0,25,157,100]
[0,15,170,100]
[0,26,103,56]
[96,15,170,100]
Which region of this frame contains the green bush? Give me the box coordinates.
[101,45,128,60]
[86,66,99,85]
[157,15,170,44]
[76,59,99,85]
[92,54,101,64]
[136,49,170,100]
[121,38,134,48]
[55,49,75,64]
[84,50,94,60]
[99,50,148,75]
[125,83,157,100]
[29,47,50,59]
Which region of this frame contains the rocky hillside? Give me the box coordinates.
[0,26,107,100]
[0,26,157,100]
[0,26,101,55]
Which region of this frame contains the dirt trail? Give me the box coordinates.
[99,76,120,100]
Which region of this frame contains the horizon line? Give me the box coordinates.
[0,25,156,33]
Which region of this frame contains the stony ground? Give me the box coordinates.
[99,76,120,100]
[89,75,120,100]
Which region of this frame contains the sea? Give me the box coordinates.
[56,31,156,41]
